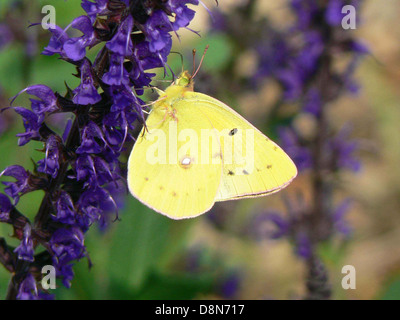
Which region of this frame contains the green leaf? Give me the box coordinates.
[380,277,400,300]
[108,270,215,300]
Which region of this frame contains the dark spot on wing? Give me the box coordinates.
[267,165,272,169]
[144,177,149,181]
[243,169,249,175]
[172,191,177,197]
[228,170,235,175]
[159,186,164,190]
[273,146,278,151]
[229,128,238,136]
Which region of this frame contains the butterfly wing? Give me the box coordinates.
[182,92,298,201]
[127,102,223,219]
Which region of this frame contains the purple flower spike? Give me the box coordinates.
[0,0,200,299]
[14,224,35,262]
[72,59,101,105]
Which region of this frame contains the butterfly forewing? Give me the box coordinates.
[127,102,223,219]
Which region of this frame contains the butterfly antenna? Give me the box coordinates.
[192,45,209,79]
[192,48,197,76]
[165,63,176,83]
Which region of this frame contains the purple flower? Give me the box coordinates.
[16,273,38,300]
[17,85,58,115]
[14,224,35,262]
[278,128,313,171]
[102,53,130,86]
[14,107,41,146]
[74,154,116,189]
[0,24,13,50]
[253,211,290,240]
[142,10,173,52]
[296,32,324,78]
[53,191,77,225]
[332,198,352,236]
[328,127,361,172]
[106,15,133,56]
[77,187,118,230]
[0,165,31,204]
[303,88,322,116]
[50,227,86,288]
[37,135,61,178]
[63,16,97,61]
[72,59,101,105]
[135,40,171,71]
[76,122,107,154]
[81,0,108,20]
[0,193,12,222]
[326,0,344,26]
[219,272,241,299]
[295,233,312,259]
[170,0,199,30]
[276,70,303,100]
[42,25,69,57]
[290,0,319,31]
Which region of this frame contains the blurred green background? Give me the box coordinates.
[1,0,400,299]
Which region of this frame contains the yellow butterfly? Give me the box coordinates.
[127,71,297,219]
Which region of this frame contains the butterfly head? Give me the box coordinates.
[172,45,209,91]
[174,71,194,90]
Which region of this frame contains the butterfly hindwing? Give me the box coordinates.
[181,92,298,201]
